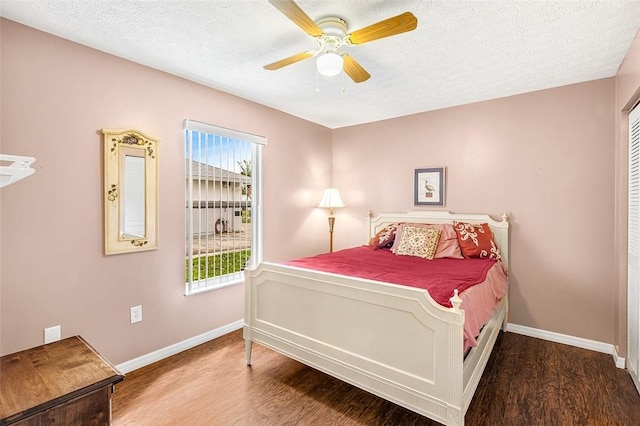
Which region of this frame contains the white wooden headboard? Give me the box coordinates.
[366,210,510,270]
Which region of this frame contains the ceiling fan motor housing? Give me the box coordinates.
[317,17,347,37]
[316,17,348,52]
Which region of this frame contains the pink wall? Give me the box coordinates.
[0,19,332,362]
[332,79,617,344]
[2,17,637,364]
[614,30,640,355]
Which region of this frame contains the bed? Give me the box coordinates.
[243,211,509,426]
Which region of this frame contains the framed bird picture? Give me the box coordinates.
[414,167,445,206]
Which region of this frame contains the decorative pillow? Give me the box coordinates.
[368,223,400,250]
[394,225,441,260]
[391,223,463,259]
[453,221,501,260]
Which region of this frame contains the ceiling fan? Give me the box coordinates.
[263,0,418,83]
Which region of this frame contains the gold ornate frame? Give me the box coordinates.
[102,128,158,255]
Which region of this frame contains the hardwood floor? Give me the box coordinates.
[112,330,640,425]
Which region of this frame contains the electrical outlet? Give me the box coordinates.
[130,305,142,324]
[44,325,61,344]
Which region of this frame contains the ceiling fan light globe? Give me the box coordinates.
[316,52,343,77]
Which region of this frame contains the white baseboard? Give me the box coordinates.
[613,346,627,369]
[117,320,625,373]
[116,319,244,373]
[506,323,624,369]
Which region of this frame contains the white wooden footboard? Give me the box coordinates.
[245,263,470,425]
[244,211,508,425]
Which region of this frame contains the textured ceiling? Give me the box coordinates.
[2,1,640,129]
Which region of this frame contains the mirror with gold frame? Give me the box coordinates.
[102,128,158,255]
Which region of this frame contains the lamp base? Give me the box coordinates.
[328,215,336,253]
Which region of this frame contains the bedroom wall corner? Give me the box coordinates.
[0,18,333,363]
[614,28,640,358]
[332,78,616,346]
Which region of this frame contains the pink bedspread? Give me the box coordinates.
[284,246,508,351]
[284,246,496,307]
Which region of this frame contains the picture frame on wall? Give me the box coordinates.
[414,167,445,206]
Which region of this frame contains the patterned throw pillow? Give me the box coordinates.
[453,221,501,260]
[369,223,400,250]
[391,223,463,259]
[394,225,441,260]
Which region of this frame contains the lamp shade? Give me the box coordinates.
[316,52,343,77]
[318,188,345,209]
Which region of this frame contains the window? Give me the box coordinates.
[184,119,265,295]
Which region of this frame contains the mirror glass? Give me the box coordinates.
[103,128,158,255]
[121,152,146,239]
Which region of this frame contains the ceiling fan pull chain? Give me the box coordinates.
[341,71,346,93]
[315,68,320,93]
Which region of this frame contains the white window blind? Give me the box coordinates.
[184,119,265,295]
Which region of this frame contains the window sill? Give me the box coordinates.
[184,277,244,296]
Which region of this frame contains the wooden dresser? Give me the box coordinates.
[0,336,124,425]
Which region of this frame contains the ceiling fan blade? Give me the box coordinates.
[346,12,418,45]
[269,0,323,37]
[342,54,371,83]
[263,51,314,70]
